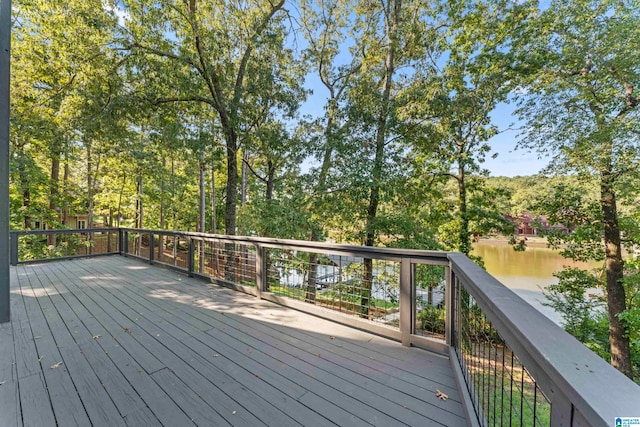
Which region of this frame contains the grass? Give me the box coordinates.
[461,342,551,427]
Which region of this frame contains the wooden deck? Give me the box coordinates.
[1,256,468,427]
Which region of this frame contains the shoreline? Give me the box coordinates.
[476,236,550,248]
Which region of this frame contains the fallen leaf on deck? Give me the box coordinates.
[329,336,335,340]
[50,362,63,369]
[123,328,132,334]
[34,336,41,340]
[232,411,236,415]
[92,335,101,340]
[0,381,5,386]
[212,354,220,358]
[436,390,448,401]
[38,357,43,362]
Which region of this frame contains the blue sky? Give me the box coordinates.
[295,0,554,178]
[299,74,551,178]
[484,102,550,177]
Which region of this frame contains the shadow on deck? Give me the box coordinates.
[1,256,468,426]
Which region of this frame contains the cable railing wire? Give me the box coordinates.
[9,228,640,427]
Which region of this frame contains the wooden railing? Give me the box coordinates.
[9,228,640,426]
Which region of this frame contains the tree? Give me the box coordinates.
[409,0,532,255]
[298,0,362,302]
[11,0,122,233]
[122,0,289,236]
[516,0,640,377]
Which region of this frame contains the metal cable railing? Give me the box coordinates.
[10,228,120,264]
[453,284,550,426]
[9,228,640,426]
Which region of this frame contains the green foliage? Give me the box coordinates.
[237,195,312,240]
[543,268,609,354]
[7,0,640,379]
[417,306,446,335]
[513,0,640,377]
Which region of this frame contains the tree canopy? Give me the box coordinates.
[8,0,640,380]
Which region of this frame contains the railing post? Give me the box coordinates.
[148,232,154,264]
[123,231,129,256]
[550,391,573,427]
[255,244,266,298]
[445,265,453,346]
[10,232,18,266]
[187,238,194,277]
[118,229,123,255]
[400,257,413,347]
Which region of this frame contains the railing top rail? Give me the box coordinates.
[10,226,639,423]
[123,227,451,264]
[10,228,119,236]
[448,252,640,425]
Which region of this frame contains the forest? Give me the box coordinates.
[7,0,640,379]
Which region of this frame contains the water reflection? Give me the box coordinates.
[471,240,601,324]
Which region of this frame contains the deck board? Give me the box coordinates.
[3,256,468,426]
[82,258,458,426]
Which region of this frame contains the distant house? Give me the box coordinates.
[31,214,95,230]
[506,213,570,236]
[505,213,538,236]
[70,214,89,229]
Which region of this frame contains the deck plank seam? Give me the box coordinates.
[14,265,60,426]
[101,257,461,400]
[30,262,151,423]
[42,261,197,427]
[85,257,463,426]
[26,263,124,426]
[84,260,410,426]
[47,261,271,427]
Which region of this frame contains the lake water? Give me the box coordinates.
[471,240,601,324]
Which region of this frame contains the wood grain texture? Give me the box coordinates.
[2,257,468,426]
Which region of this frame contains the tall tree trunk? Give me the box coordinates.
[138,175,144,229]
[171,154,176,230]
[361,0,400,317]
[160,156,166,230]
[305,85,340,304]
[223,129,238,281]
[600,169,632,378]
[199,148,206,233]
[211,162,219,276]
[116,173,126,228]
[159,156,166,262]
[211,163,216,233]
[241,150,248,204]
[224,123,238,237]
[48,143,61,245]
[199,148,206,273]
[137,174,144,255]
[62,155,69,226]
[87,143,94,254]
[457,154,470,255]
[16,147,31,229]
[87,144,93,228]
